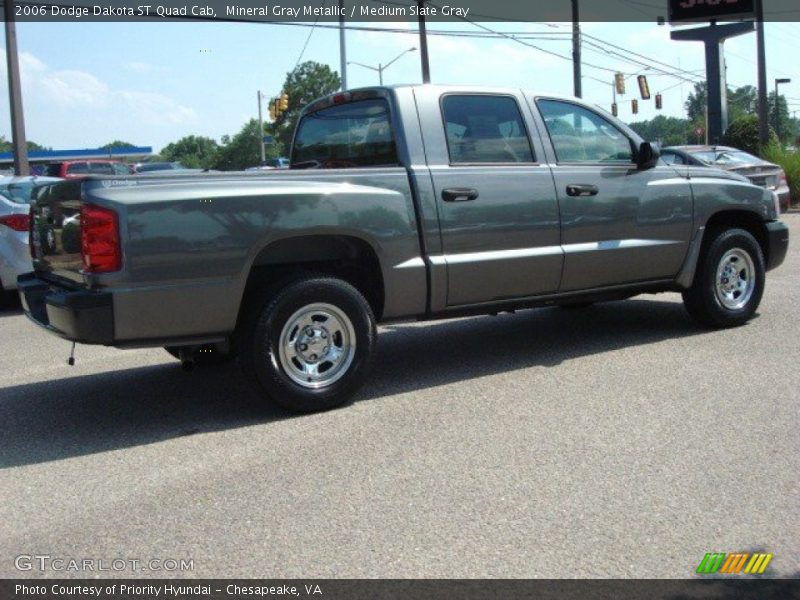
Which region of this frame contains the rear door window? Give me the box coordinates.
[442,95,535,164]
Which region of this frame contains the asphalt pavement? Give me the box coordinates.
[1,215,798,579]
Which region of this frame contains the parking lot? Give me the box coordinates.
[1,214,798,579]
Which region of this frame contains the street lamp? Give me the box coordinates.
[775,78,791,142]
[348,47,416,85]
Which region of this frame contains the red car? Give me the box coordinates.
[44,160,131,178]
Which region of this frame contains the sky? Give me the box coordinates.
[1,18,799,152]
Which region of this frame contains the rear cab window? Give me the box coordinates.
[441,95,535,164]
[292,98,398,169]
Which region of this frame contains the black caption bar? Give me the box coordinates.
[2,579,800,600]
[3,0,800,22]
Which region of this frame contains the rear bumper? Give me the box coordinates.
[17,273,114,344]
[765,221,789,272]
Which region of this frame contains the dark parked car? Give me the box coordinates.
[661,145,791,212]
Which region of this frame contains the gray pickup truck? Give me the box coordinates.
[20,85,789,412]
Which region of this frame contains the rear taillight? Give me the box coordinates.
[0,213,30,232]
[80,204,121,273]
[778,170,788,187]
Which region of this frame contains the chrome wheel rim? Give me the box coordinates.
[278,303,356,389]
[714,248,755,311]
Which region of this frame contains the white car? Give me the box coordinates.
[0,176,61,306]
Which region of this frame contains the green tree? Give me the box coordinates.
[161,135,219,169]
[213,119,282,170]
[100,140,137,151]
[723,115,778,156]
[728,85,757,122]
[685,83,760,126]
[768,91,794,144]
[272,61,341,150]
[627,115,693,146]
[685,82,707,124]
[0,135,50,153]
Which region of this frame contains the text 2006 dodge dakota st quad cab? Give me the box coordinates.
[20,86,789,412]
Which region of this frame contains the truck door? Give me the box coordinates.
[415,89,562,307]
[532,98,693,292]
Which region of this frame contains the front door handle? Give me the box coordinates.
[566,184,599,197]
[442,187,480,202]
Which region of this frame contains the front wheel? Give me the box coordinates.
[682,228,765,328]
[239,276,376,413]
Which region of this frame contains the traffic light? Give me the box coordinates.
[279,92,289,111]
[631,99,638,114]
[637,75,651,100]
[611,103,618,117]
[269,100,277,121]
[614,72,626,95]
[655,93,663,110]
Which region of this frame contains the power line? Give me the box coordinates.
[294,0,325,67]
[420,0,627,74]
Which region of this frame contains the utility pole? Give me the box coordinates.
[339,0,347,90]
[755,0,769,148]
[4,0,30,176]
[257,91,265,163]
[572,0,582,98]
[417,0,431,83]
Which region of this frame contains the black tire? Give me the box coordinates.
[682,228,765,328]
[164,345,235,366]
[238,276,376,413]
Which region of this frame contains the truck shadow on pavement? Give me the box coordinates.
[0,297,730,468]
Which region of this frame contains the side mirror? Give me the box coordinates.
[635,141,659,170]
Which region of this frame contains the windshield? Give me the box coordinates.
[292,98,398,169]
[0,182,36,204]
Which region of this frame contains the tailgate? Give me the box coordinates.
[30,178,85,285]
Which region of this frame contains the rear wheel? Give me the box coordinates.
[682,228,765,328]
[238,276,376,413]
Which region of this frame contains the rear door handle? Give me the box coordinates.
[566,184,599,197]
[442,187,479,202]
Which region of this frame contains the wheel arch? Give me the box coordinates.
[237,233,385,324]
[676,208,770,289]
